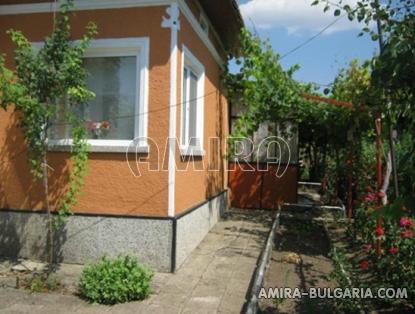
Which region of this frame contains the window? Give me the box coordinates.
[48,38,149,152]
[180,46,205,155]
[199,13,209,35]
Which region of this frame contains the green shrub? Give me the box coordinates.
[25,274,61,292]
[79,255,153,304]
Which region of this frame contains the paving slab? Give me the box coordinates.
[0,208,271,314]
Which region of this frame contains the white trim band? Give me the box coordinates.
[162,3,180,217]
[177,0,225,68]
[0,0,173,15]
[48,139,150,153]
[0,0,225,67]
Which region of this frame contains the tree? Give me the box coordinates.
[312,0,415,197]
[0,0,96,269]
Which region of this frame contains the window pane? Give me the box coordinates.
[50,56,137,140]
[182,68,188,144]
[49,100,71,139]
[188,71,198,146]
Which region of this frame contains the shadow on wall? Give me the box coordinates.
[0,112,43,211]
[0,111,41,261]
[205,89,226,216]
[0,111,70,263]
[0,111,76,211]
[0,212,30,261]
[0,210,68,264]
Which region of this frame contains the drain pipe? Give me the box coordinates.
[244,208,281,314]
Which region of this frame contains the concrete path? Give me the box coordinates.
[0,209,272,314]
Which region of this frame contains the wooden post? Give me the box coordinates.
[347,154,353,219]
[347,130,354,219]
[335,145,340,200]
[374,0,399,198]
[375,118,383,255]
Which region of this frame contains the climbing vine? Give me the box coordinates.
[0,0,96,264]
[224,28,301,143]
[55,114,90,226]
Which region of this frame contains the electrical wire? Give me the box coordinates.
[50,89,220,127]
[280,14,345,60]
[38,8,344,128]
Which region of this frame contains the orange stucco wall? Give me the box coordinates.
[174,11,229,215]
[0,3,230,218]
[0,6,172,217]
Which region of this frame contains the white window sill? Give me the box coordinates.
[48,139,149,154]
[180,146,205,157]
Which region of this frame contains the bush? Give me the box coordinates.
[79,255,153,304]
[353,195,415,304]
[25,274,61,292]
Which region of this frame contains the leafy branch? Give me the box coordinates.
[0,0,96,267]
[224,28,301,152]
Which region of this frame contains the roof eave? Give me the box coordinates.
[198,0,244,54]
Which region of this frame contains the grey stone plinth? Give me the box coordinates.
[0,191,227,272]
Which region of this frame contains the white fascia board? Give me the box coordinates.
[0,0,173,15]
[0,0,226,67]
[177,0,225,68]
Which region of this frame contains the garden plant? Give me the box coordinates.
[0,0,95,276]
[79,255,154,305]
[226,0,415,310]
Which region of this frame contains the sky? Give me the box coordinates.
[236,0,379,86]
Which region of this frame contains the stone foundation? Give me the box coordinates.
[0,191,227,272]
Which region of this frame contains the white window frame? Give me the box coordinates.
[46,37,150,153]
[180,45,205,156]
[199,12,209,36]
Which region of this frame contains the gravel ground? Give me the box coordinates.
[259,212,337,314]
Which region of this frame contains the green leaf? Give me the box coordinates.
[1,0,94,227]
[343,4,351,12]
